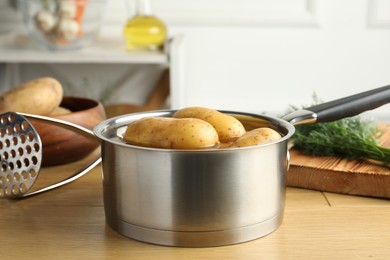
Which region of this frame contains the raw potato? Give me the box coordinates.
[234,127,282,147]
[48,106,71,116]
[173,106,246,142]
[124,117,219,149]
[0,77,63,115]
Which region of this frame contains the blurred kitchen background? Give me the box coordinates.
[0,0,389,120]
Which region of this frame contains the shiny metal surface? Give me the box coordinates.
[94,110,294,247]
[0,112,101,198]
[282,109,317,125]
[0,112,42,198]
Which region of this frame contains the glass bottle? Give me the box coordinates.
[123,0,167,51]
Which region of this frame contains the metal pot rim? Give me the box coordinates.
[93,109,295,152]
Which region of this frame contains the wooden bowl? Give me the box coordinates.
[32,96,106,166]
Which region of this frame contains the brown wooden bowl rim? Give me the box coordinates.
[49,96,102,119]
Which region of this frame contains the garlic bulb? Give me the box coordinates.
[55,18,80,41]
[34,10,56,33]
[57,0,77,19]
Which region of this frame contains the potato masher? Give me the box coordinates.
[0,112,100,199]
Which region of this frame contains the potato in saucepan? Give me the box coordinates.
[124,117,219,149]
[233,127,282,147]
[173,106,246,142]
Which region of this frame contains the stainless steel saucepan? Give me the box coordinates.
[93,85,390,247]
[1,85,389,247]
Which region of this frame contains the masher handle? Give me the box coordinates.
[18,112,98,142]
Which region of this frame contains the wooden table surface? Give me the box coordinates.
[1,152,390,260]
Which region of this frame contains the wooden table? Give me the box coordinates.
[1,152,390,259]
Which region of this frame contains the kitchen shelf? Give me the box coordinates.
[0,34,169,64]
[0,33,184,109]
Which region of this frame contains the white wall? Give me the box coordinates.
[159,0,390,121]
[1,0,389,120]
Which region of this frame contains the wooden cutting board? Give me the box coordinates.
[286,124,390,199]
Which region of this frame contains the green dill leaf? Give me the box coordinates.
[293,117,390,164]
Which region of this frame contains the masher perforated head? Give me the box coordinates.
[0,112,42,198]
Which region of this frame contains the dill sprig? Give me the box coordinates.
[293,117,390,164]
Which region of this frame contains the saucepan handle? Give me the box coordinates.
[307,85,390,123]
[283,85,390,125]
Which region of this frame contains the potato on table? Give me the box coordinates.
[0,77,63,115]
[48,106,71,115]
[124,117,219,149]
[173,106,246,142]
